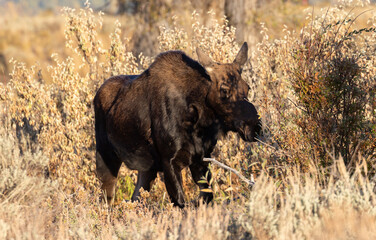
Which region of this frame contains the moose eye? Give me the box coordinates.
[220,87,230,99]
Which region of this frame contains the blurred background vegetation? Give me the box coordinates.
[0,0,356,84]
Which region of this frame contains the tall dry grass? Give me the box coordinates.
[1,129,375,239]
[0,0,375,239]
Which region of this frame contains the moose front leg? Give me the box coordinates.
[162,149,192,208]
[131,169,158,202]
[189,161,213,204]
[163,165,184,208]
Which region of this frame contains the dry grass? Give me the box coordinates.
[0,0,376,239]
[1,129,375,239]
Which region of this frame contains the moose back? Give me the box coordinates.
[94,42,261,207]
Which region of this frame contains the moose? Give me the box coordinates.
[94,42,261,208]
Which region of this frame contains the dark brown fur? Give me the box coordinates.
[94,43,261,207]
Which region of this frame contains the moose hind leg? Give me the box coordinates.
[96,151,122,205]
[190,161,213,204]
[131,169,158,202]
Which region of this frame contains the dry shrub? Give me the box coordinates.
[250,2,376,174]
[1,1,376,239]
[158,10,239,62]
[2,3,144,196]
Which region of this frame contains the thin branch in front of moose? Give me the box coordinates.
[203,158,255,187]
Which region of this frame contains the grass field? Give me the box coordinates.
[1,0,376,239]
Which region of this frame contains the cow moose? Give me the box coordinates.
[94,42,261,208]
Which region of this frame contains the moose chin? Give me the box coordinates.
[94,42,261,208]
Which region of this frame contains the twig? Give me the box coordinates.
[287,97,307,113]
[256,138,292,158]
[203,158,255,187]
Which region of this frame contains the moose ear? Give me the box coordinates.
[233,42,248,67]
[196,48,214,69]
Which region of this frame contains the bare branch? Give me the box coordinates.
[203,158,255,187]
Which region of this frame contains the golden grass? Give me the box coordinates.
[1,129,375,239]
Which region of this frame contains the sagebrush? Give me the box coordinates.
[0,0,376,239]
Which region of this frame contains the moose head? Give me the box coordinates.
[197,42,261,142]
